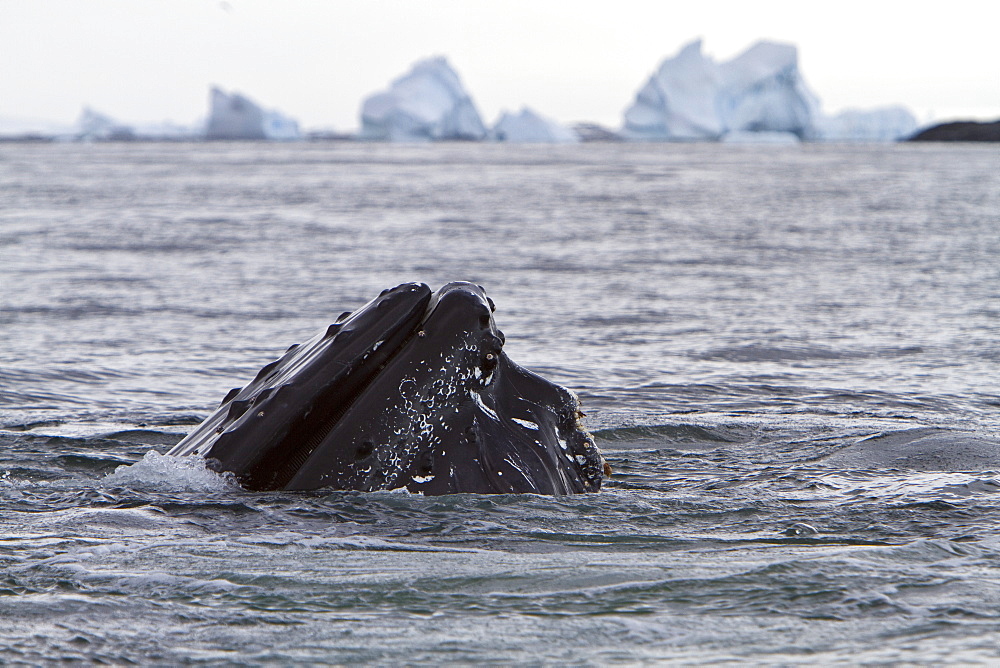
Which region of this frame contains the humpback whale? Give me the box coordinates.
[168,282,606,495]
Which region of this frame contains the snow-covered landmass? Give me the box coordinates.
[360,57,486,141]
[492,107,578,143]
[814,106,918,142]
[77,107,135,141]
[623,39,818,141]
[205,87,300,140]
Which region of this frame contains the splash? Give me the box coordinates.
[103,451,239,492]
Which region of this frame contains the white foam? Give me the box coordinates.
[103,451,238,492]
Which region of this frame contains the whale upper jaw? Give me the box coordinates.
[169,282,605,495]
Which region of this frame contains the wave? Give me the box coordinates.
[695,342,925,363]
[593,423,748,448]
[821,427,1000,471]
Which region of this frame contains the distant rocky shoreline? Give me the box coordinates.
[907,120,1000,142]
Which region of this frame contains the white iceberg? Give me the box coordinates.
[492,107,578,143]
[623,39,819,141]
[624,39,919,143]
[814,106,918,142]
[261,110,301,141]
[716,41,819,137]
[360,57,487,141]
[205,86,300,140]
[622,39,724,140]
[76,107,135,141]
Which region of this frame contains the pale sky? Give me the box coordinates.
[2,0,998,132]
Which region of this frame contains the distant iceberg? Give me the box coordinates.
[814,106,918,142]
[81,109,199,141]
[623,39,818,141]
[716,42,819,137]
[261,110,301,141]
[205,87,300,140]
[623,40,723,140]
[492,107,578,143]
[76,107,135,141]
[622,39,918,142]
[360,57,487,141]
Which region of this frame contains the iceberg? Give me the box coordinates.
[716,41,819,137]
[492,107,578,143]
[205,87,300,140]
[360,57,487,141]
[815,106,918,142]
[622,39,837,141]
[623,39,922,143]
[623,39,819,140]
[76,107,135,141]
[261,110,301,141]
[622,39,724,140]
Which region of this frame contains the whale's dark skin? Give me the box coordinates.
[168,282,606,495]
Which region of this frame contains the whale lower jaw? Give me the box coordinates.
[168,282,605,495]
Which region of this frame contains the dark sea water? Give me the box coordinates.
[1,141,999,664]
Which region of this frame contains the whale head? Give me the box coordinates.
[169,282,606,495]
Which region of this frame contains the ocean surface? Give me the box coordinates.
[1,141,999,664]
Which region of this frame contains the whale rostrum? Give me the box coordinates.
[168,282,607,494]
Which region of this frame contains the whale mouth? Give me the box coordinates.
[169,282,605,495]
